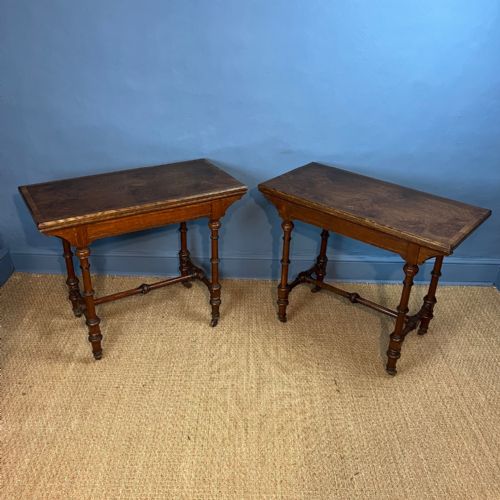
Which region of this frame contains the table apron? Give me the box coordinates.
[45,197,241,247]
[88,203,212,241]
[279,199,444,264]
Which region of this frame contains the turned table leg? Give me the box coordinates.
[209,219,221,327]
[386,263,419,375]
[179,222,192,288]
[278,220,294,322]
[312,229,329,293]
[62,239,84,317]
[418,255,443,335]
[76,247,103,360]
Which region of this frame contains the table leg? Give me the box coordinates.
[75,247,103,360]
[278,220,294,322]
[179,222,192,288]
[209,219,221,327]
[386,263,419,375]
[312,229,329,293]
[418,256,443,335]
[62,239,84,317]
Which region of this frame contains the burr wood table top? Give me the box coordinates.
[19,159,247,232]
[258,162,491,255]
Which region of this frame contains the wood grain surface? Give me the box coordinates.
[259,162,491,254]
[19,159,246,231]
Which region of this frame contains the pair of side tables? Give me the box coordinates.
[19,159,491,375]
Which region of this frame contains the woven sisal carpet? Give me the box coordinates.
[1,273,499,499]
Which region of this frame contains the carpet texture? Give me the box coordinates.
[1,272,499,499]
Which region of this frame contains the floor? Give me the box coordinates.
[1,273,499,499]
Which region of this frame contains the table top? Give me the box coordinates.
[258,163,491,254]
[19,159,247,231]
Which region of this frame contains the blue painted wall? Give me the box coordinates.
[1,0,499,283]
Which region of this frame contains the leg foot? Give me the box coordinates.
[386,365,397,376]
[73,306,84,318]
[417,325,429,336]
[386,263,419,375]
[210,318,219,327]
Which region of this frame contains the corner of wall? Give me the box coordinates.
[0,247,14,286]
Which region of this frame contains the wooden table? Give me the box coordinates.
[258,163,491,375]
[19,159,247,359]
